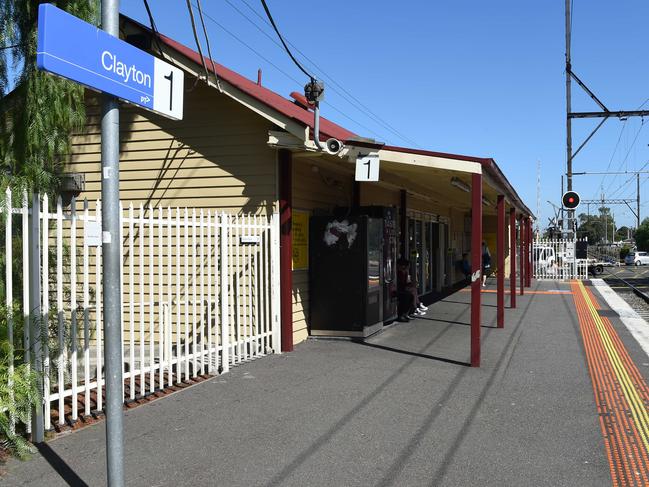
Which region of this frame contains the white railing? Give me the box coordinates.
[2,190,280,431]
[533,237,588,281]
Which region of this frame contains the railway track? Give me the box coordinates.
[602,268,649,321]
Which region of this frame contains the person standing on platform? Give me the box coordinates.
[482,242,492,287]
[461,253,471,282]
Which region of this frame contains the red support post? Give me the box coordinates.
[278,149,294,352]
[525,218,532,287]
[519,216,525,296]
[399,189,407,258]
[509,208,516,308]
[471,173,482,367]
[527,218,534,287]
[497,195,505,328]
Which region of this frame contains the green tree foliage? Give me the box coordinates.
[0,0,98,194]
[0,335,39,458]
[0,0,96,458]
[616,225,633,242]
[576,208,617,244]
[635,218,649,251]
[620,246,631,260]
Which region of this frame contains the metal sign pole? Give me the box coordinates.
[101,0,125,485]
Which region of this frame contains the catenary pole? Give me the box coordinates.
[565,0,572,220]
[101,0,125,485]
[638,173,641,229]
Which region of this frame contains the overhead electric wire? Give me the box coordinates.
[235,0,422,148]
[259,0,315,82]
[590,95,649,201]
[142,0,166,58]
[603,160,649,204]
[604,120,646,197]
[195,0,220,88]
[595,120,627,199]
[185,0,211,85]
[192,7,387,141]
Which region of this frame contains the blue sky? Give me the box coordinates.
[117,0,649,229]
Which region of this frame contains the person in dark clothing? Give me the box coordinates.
[397,258,425,321]
[481,242,492,286]
[461,253,471,281]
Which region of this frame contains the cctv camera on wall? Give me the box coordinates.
[325,138,343,155]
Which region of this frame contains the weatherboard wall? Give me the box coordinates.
[67,85,276,214]
[63,84,279,351]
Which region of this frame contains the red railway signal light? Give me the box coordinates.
[562,191,580,209]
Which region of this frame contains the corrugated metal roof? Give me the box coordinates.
[125,16,533,217]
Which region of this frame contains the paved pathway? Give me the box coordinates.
[5,280,649,486]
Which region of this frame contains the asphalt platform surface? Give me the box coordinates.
[5,279,642,486]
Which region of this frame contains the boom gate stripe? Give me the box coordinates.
[572,281,649,485]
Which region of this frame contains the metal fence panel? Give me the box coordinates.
[1,194,280,431]
[533,237,588,281]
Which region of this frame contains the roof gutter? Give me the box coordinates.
[480,159,534,218]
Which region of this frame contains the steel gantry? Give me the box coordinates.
[565,0,649,232]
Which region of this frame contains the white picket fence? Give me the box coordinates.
[532,237,588,281]
[3,190,280,430]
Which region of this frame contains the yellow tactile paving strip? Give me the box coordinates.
[572,280,649,486]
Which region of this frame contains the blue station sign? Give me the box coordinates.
[37,4,183,120]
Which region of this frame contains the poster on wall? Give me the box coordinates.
[292,210,309,270]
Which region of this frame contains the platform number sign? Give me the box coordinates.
[153,58,184,119]
[355,153,380,182]
[37,4,184,120]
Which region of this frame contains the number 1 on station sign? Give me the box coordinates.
[355,153,380,182]
[36,3,184,120]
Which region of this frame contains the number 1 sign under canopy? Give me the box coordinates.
[37,3,184,121]
[355,153,380,182]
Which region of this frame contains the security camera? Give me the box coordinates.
[325,138,343,155]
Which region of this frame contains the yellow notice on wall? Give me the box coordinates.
[292,210,309,270]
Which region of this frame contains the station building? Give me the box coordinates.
[64,15,533,363]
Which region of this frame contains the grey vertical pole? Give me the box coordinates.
[101,1,125,485]
[565,0,573,230]
[556,176,566,237]
[28,192,44,443]
[638,173,641,229]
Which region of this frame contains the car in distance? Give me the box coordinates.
[625,251,649,266]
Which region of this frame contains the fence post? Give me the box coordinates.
[220,213,230,373]
[573,237,577,279]
[28,192,44,442]
[270,212,282,354]
[22,193,31,434]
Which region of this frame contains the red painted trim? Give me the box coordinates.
[509,208,517,309]
[519,216,525,296]
[497,195,505,328]
[471,173,482,367]
[150,28,356,142]
[278,150,293,352]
